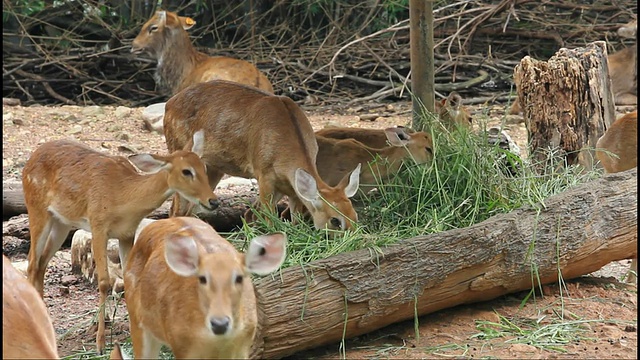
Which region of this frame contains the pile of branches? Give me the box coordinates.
[2,0,636,107]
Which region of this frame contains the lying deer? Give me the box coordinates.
[124,217,286,359]
[3,255,60,359]
[510,20,638,114]
[131,10,273,96]
[596,110,637,283]
[21,131,218,354]
[316,127,433,192]
[315,126,415,149]
[164,80,361,232]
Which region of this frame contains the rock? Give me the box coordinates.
[3,112,13,122]
[508,343,538,353]
[359,114,380,121]
[116,132,130,141]
[82,106,104,116]
[63,114,80,123]
[114,106,132,118]
[12,118,25,126]
[68,125,83,134]
[61,275,78,286]
[3,98,21,106]
[117,144,137,153]
[106,124,122,132]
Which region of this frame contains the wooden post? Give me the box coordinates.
[514,41,616,171]
[410,0,435,131]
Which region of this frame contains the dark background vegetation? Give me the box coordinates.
[2,0,637,106]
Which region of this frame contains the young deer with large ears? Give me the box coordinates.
[21,130,218,354]
[3,255,60,359]
[131,10,273,96]
[164,80,361,233]
[124,217,287,359]
[596,110,637,283]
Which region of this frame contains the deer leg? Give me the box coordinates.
[26,207,53,296]
[90,227,112,355]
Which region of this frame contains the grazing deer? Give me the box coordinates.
[21,131,218,354]
[596,110,637,283]
[3,255,60,359]
[436,91,473,130]
[164,80,361,232]
[124,217,286,359]
[316,127,433,192]
[131,10,273,96]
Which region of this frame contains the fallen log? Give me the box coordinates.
[251,167,637,359]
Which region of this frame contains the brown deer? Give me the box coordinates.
[3,255,60,359]
[131,10,273,96]
[596,110,637,283]
[124,217,286,359]
[315,126,416,149]
[510,20,638,114]
[316,127,433,192]
[164,80,361,233]
[435,91,473,130]
[21,131,218,354]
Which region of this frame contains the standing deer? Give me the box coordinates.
[596,110,637,283]
[124,217,286,359]
[164,80,361,233]
[21,131,218,354]
[131,10,273,96]
[3,255,59,359]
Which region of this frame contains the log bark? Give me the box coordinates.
[1,181,254,232]
[251,167,637,359]
[513,41,616,171]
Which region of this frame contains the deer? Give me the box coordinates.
[123,216,286,359]
[510,20,638,114]
[435,91,473,130]
[596,110,637,283]
[315,127,433,192]
[21,130,218,355]
[131,10,273,97]
[163,80,361,233]
[3,255,60,359]
[315,126,416,149]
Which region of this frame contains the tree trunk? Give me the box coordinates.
[251,167,637,359]
[513,41,616,171]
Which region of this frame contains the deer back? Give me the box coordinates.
[596,111,638,173]
[124,217,286,358]
[131,10,273,95]
[315,126,416,149]
[3,255,59,359]
[316,127,433,189]
[164,80,361,231]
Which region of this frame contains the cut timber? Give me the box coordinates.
[251,167,637,359]
[513,41,616,171]
[1,181,253,232]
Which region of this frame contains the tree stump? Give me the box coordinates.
[513,41,616,171]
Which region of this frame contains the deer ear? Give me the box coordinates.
[385,128,409,147]
[339,163,360,198]
[191,130,205,157]
[128,154,167,174]
[293,168,322,209]
[164,234,199,277]
[180,16,196,30]
[157,10,167,25]
[245,232,287,276]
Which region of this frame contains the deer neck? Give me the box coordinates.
[156,32,204,95]
[121,170,174,216]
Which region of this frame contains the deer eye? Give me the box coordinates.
[149,24,158,33]
[330,217,342,229]
[198,276,207,284]
[235,275,243,284]
[182,169,194,177]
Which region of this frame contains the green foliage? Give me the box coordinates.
[3,0,45,22]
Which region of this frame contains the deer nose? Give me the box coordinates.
[209,198,220,210]
[210,316,230,335]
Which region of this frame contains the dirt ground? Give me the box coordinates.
[2,100,637,359]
